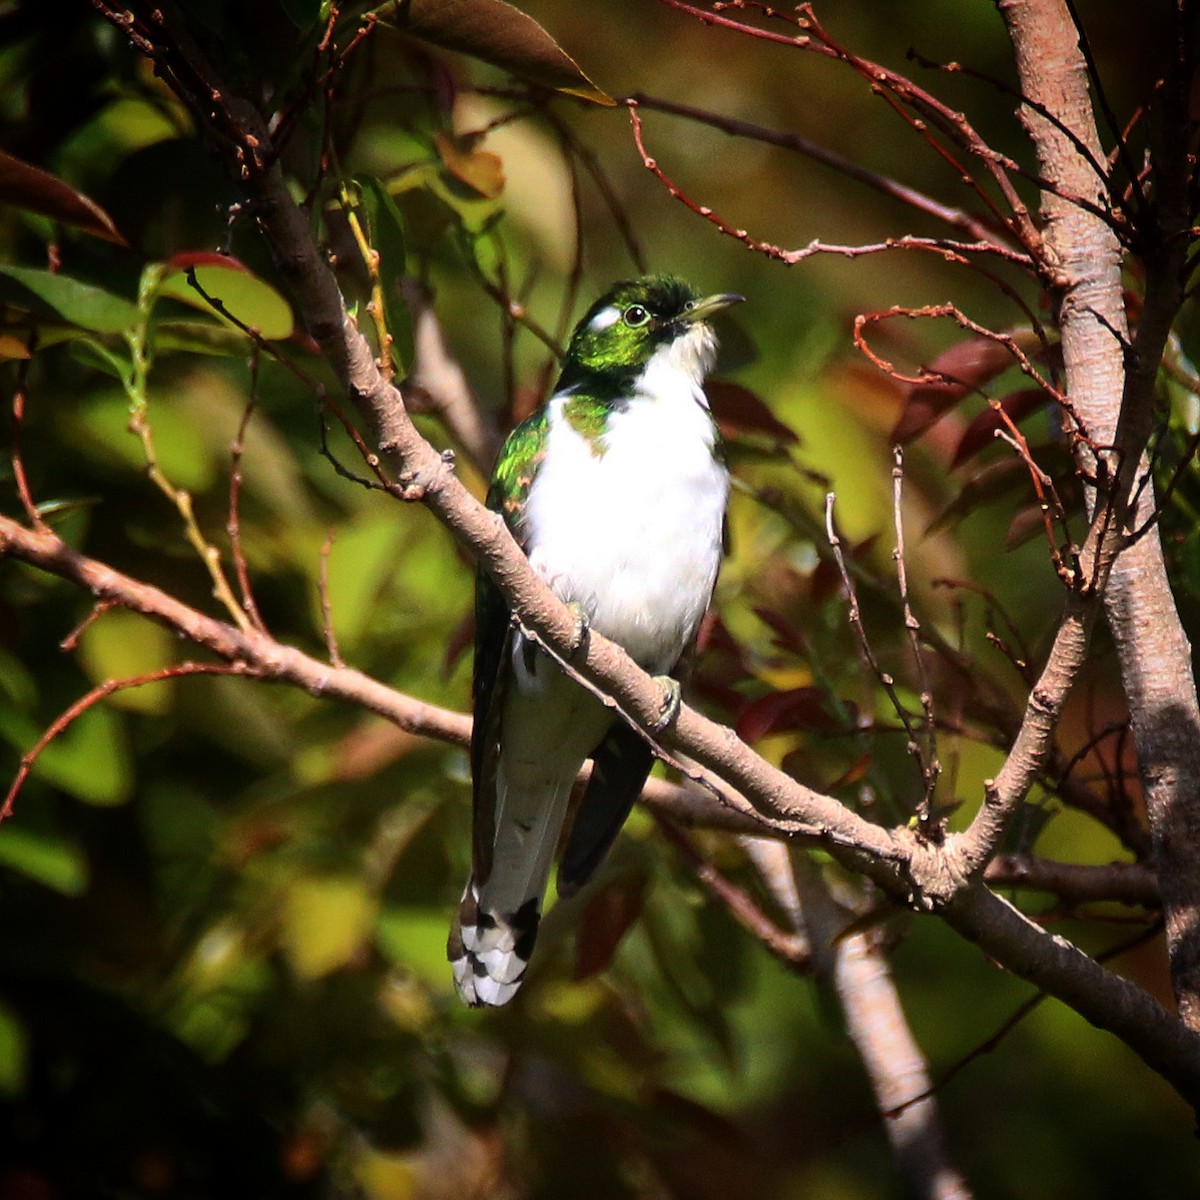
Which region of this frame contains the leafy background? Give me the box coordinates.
[0,1,1197,1196]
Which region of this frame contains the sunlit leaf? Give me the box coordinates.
[280,875,378,979]
[159,253,295,340]
[77,609,175,714]
[376,906,457,988]
[0,266,138,333]
[151,319,261,357]
[434,132,506,199]
[381,0,615,105]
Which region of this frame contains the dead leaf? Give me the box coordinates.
[435,133,506,198]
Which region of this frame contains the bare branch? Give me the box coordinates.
[892,447,941,817]
[788,852,973,1200]
[227,386,267,634]
[985,854,1159,908]
[1000,0,1200,1029]
[73,0,1200,1108]
[627,91,1005,246]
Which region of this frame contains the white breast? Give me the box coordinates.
[523,338,729,674]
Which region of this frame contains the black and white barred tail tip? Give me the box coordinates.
[447,881,541,1007]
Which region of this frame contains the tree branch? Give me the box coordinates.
[67,0,1200,1111]
[998,0,1200,1029]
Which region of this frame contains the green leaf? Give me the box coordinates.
[0,1001,27,1097]
[0,825,89,896]
[379,0,614,106]
[375,906,456,989]
[356,176,414,374]
[77,609,175,715]
[158,254,295,340]
[0,266,138,333]
[280,875,378,979]
[150,319,260,358]
[67,336,130,380]
[30,704,133,806]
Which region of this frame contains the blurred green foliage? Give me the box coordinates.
[0,1,1198,1197]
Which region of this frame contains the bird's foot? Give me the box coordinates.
[650,675,682,733]
[565,601,590,658]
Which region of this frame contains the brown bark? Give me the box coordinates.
[54,0,1200,1110]
[998,0,1200,1028]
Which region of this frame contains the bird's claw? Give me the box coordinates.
[650,675,682,732]
[566,602,590,658]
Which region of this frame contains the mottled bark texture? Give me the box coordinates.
[999,0,1200,1027]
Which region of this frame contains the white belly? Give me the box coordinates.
[523,372,729,674]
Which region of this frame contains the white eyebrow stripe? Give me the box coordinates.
[588,305,620,332]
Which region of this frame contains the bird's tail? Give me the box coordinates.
[447,774,574,1007]
[447,880,541,1007]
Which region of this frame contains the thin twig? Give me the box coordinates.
[318,529,345,668]
[10,347,43,527]
[627,100,1033,269]
[227,381,267,633]
[893,447,941,823]
[3,662,256,819]
[655,814,812,969]
[826,493,930,802]
[628,90,1005,247]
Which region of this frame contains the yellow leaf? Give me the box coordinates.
[280,876,378,980]
[78,608,175,714]
[434,133,506,199]
[0,333,31,360]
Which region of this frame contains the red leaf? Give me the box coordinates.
[891,336,1017,443]
[0,149,127,246]
[951,388,1047,468]
[1004,502,1050,551]
[829,751,872,790]
[574,870,649,980]
[736,686,845,743]
[751,606,806,654]
[706,380,798,445]
[926,458,1029,534]
[811,532,878,607]
[164,250,252,274]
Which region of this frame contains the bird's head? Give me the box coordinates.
[559,275,743,391]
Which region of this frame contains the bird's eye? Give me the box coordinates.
[623,304,651,328]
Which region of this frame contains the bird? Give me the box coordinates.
[447,275,742,1007]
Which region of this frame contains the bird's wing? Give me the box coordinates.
[469,569,509,883]
[469,408,549,884]
[557,717,656,896]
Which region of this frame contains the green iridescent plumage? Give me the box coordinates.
[486,407,548,542]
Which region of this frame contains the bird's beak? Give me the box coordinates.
[680,292,745,324]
